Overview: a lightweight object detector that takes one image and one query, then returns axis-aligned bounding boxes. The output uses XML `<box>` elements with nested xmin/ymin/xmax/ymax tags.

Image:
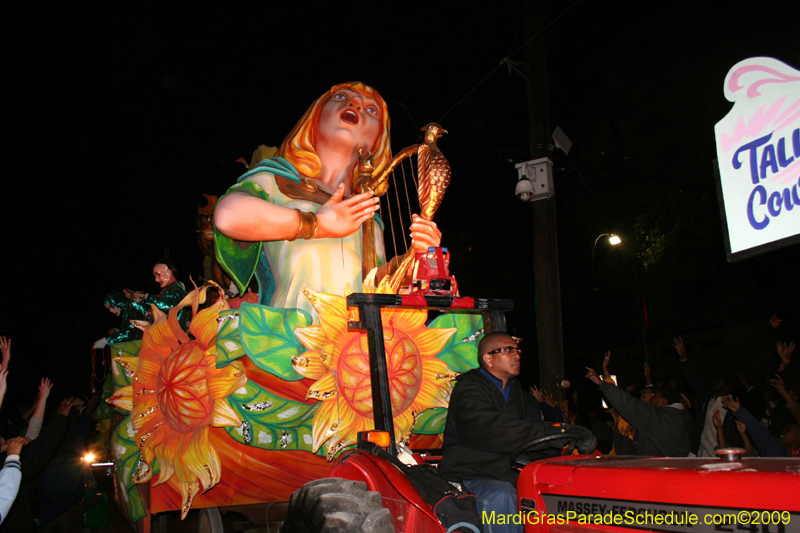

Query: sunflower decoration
<box><xmin>291</xmin><ymin>288</ymin><xmax>459</xmax><ymax>460</ymax></box>
<box><xmin>108</xmin><ymin>283</ymin><xmax>247</xmax><ymax>518</ymax></box>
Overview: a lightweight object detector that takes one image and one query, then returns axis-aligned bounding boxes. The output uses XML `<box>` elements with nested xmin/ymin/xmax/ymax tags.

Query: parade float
<box><xmin>96</xmin><ymin>71</ymin><xmax>800</xmax><ymax>533</ymax></box>
<box><xmin>101</xmin><ymin>82</ymin><xmax>489</xmax><ymax>532</ymax></box>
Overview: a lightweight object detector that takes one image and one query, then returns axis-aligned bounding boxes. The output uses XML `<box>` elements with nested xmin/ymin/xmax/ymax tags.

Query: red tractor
<box><xmin>280</xmin><ymin>294</ymin><xmax>800</xmax><ymax>533</ymax></box>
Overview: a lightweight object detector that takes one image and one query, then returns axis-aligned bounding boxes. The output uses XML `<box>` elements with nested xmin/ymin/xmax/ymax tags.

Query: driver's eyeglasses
<box><xmin>487</xmin><ymin>346</ymin><xmax>521</xmax><ymax>355</ymax></box>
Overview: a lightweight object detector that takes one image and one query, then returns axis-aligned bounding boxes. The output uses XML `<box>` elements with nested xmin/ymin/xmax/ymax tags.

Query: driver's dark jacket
<box><xmin>439</xmin><ymin>368</ymin><xmax>560</xmax><ymax>484</ymax></box>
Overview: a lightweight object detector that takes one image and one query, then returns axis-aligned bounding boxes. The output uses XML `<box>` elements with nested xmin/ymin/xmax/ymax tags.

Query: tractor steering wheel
<box><xmin>509</xmin><ymin>430</ymin><xmax>590</xmax><ymax>468</ymax></box>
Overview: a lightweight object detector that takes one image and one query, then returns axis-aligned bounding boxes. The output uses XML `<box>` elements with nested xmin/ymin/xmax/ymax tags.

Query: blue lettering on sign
<box><xmin>777</xmin><ymin>136</ymin><xmax>795</xmax><ymax>167</ymax></box>
<box><xmin>747</xmin><ymin>185</ymin><xmax>769</xmax><ymax>230</ymax></box>
<box><xmin>746</xmin><ymin>176</ymin><xmax>800</xmax><ymax>230</ymax></box>
<box><xmin>733</xmin><ymin>127</ymin><xmax>800</xmax><ymax>230</ymax></box>
<box><xmin>733</xmin><ymin>128</ymin><xmax>800</xmax><ymax>184</ymax></box>
<box><xmin>760</xmin><ymin>144</ymin><xmax>779</xmax><ymax>181</ymax></box>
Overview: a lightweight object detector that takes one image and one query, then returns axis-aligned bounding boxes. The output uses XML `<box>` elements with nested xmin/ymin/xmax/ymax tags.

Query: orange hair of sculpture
<box><xmin>276</xmin><ymin>82</ymin><xmax>392</xmax><ymax>180</ymax></box>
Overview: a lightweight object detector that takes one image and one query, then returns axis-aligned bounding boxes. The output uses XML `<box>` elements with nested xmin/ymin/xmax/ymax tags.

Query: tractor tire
<box><xmin>198</xmin><ymin>507</ymin><xmax>225</xmax><ymax>533</ymax></box>
<box><xmin>281</xmin><ymin>478</ymin><xmax>395</xmax><ymax>533</ymax></box>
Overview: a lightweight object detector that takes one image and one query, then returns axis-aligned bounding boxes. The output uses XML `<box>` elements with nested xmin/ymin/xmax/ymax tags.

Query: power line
<box><xmin>437</xmin><ymin>0</ymin><xmax>583</xmax><ymax>124</ymax></box>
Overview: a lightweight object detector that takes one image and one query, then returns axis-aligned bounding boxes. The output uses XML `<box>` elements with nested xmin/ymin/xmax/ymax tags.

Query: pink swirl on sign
<box><xmin>728</xmin><ymin>64</ymin><xmax>800</xmax><ymax>99</ymax></box>
<box><xmin>772</xmin><ymin>99</ymin><xmax>800</xmax><ymax>132</ymax></box>
<box><xmin>719</xmin><ymin>95</ymin><xmax>800</xmax><ymax>153</ymax></box>
<box><xmin>773</xmin><ymin>159</ymin><xmax>800</xmax><ymax>186</ymax></box>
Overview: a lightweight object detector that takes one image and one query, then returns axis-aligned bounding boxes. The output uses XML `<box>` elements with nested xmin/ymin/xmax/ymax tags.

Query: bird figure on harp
<box><xmin>213</xmin><ymin>82</ymin><xmax>450</xmax><ymax>321</ymax></box>
<box><xmin>358</xmin><ymin>122</ymin><xmax>453</xmax><ymax>294</ymax></box>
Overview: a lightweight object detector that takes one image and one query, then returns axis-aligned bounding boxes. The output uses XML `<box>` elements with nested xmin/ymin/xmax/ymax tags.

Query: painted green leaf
<box><xmin>428</xmin><ymin>313</ymin><xmax>483</xmax><ymax>372</ymax></box>
<box><xmin>110</xmin><ymin>339</ymin><xmax>142</xmax><ymax>359</ymax></box>
<box><xmin>224</xmin><ymin>379</ymin><xmax>326</xmax><ymax>456</ymax></box>
<box><xmin>111</xmin><ymin>416</ymin><xmax>147</xmax><ymax>522</ymax></box>
<box><xmin>216</xmin><ymin>309</ymin><xmax>246</xmax><ymax>367</ymax></box>
<box><xmin>412</xmin><ymin>408</ymin><xmax>448</xmax><ymax>435</ymax></box>
<box><xmin>109</xmin><ymin>339</ymin><xmax>141</xmax><ymax>388</ymax></box>
<box><xmin>109</xmin><ymin>340</ymin><xmax>141</xmax><ymax>415</ymax></box>
<box><xmin>239</xmin><ymin>303</ymin><xmax>311</xmax><ymax>380</ymax></box>
<box><xmin>94</xmin><ymin>374</ymin><xmax>116</xmax><ymax>420</ymax></box>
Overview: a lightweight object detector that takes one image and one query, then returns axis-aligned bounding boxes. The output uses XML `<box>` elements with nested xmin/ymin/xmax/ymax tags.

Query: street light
<box><xmin>593</xmin><ymin>233</ymin><xmax>622</xmax><ymax>260</ymax></box>
<box><xmin>591</xmin><ymin>232</ymin><xmax>651</xmax><ymax>364</ymax></box>
<box><xmin>594</xmin><ymin>233</ymin><xmax>621</xmax><ymax>249</ymax></box>
<box><xmin>591</xmin><ymin>233</ymin><xmax>622</xmax><ymax>291</ymax></box>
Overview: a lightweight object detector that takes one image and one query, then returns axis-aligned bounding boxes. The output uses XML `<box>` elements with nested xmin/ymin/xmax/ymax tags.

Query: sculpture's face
<box><xmin>317</xmin><ymin>88</ymin><xmax>382</xmax><ymax>155</ymax></box>
<box><xmin>153</xmin><ymin>263</ymin><xmax>173</xmax><ymax>289</ymax></box>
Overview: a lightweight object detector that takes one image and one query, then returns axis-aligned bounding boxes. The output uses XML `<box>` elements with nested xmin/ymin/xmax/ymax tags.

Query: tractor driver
<box><xmin>439</xmin><ymin>332</ymin><xmax>596</xmax><ymax>532</ymax></box>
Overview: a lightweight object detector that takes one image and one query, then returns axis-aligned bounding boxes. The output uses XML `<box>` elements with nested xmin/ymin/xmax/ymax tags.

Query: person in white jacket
<box><xmin>0</xmin><ymin>437</ymin><xmax>28</xmax><ymax>524</ymax></box>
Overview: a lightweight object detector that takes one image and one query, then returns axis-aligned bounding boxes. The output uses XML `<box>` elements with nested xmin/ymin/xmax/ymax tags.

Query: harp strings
<box><xmin>380</xmin><ymin>183</ymin><xmax>399</xmax><ymax>263</ymax></box>
<box><xmin>381</xmin><ymin>156</ymin><xmax>421</xmax><ymax>261</ymax></box>
<box><xmin>391</xmin><ymin>165</ymin><xmax>408</xmax><ymax>252</ymax></box>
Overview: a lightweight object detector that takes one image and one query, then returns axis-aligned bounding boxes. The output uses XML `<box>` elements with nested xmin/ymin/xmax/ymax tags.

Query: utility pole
<box><xmin>522</xmin><ymin>5</ymin><xmax>566</xmax><ymax>397</ymax></box>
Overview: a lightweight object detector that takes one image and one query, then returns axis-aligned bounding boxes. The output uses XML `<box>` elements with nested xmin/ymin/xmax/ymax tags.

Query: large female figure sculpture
<box><xmin>213</xmin><ymin>82</ymin><xmax>441</xmax><ymax>318</ymax></box>
<box><xmin>107</xmin><ymin>83</ymin><xmax>463</xmax><ymax>525</ymax></box>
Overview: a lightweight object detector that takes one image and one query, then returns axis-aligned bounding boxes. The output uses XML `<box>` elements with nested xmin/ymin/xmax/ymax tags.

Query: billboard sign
<box><xmin>714</xmin><ymin>57</ymin><xmax>800</xmax><ymax>262</ymax></box>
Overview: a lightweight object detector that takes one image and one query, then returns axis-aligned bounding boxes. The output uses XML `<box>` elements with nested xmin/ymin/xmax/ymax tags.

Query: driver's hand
<box><xmin>564</xmin><ymin>424</ymin><xmax>597</xmax><ymax>454</ymax></box>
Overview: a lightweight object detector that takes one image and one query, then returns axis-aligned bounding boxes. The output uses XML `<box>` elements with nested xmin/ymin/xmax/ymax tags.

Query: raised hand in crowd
<box><xmin>5</xmin><ymin>436</ymin><xmax>29</xmax><ymax>456</ymax></box>
<box><xmin>770</xmin><ymin>374</ymin><xmax>792</xmax><ymax>403</ymax></box>
<box><xmin>72</xmin><ymin>397</ymin><xmax>86</xmax><ymax>414</ymax></box>
<box><xmin>34</xmin><ymin>378</ymin><xmax>52</xmax><ymax>414</ymax></box>
<box><xmin>529</xmin><ymin>385</ymin><xmax>565</xmax><ymax>422</ymax></box>
<box><xmin>720</xmin><ymin>395</ymin><xmax>740</xmax><ymax>412</ymax></box>
<box><xmin>770</xmin><ymin>374</ymin><xmax>800</xmax><ymax>426</ymax></box>
<box><xmin>529</xmin><ymin>385</ymin><xmax>557</xmax><ymax>408</ymax></box>
<box><xmin>672</xmin><ymin>337</ymin><xmax>687</xmax><ymax>361</ymax></box>
<box><xmin>585</xmin><ymin>367</ymin><xmax>603</xmax><ymax>386</ymax></box>
<box><xmin>0</xmin><ymin>369</ymin><xmax>7</xmax><ymax>411</ymax></box>
<box><xmin>601</xmin><ymin>351</ymin><xmax>612</xmax><ymax>381</ymax></box>
<box><xmin>55</xmin><ymin>397</ymin><xmax>82</xmax><ymax>417</ymax></box>
<box><xmin>777</xmin><ymin>341</ymin><xmax>795</xmax><ymax>371</ymax></box>
<box><xmin>734</xmin><ymin>420</ymin><xmax>754</xmax><ymax>455</ymax></box>
<box><xmin>25</xmin><ymin>378</ymin><xmax>53</xmax><ymax>440</ymax></box>
<box><xmin>0</xmin><ymin>336</ymin><xmax>10</xmax><ymax>371</ymax></box>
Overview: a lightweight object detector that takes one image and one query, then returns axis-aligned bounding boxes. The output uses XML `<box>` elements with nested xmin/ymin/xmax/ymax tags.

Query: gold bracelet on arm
<box><xmin>290</xmin><ymin>209</ymin><xmax>318</xmax><ymax>241</ymax></box>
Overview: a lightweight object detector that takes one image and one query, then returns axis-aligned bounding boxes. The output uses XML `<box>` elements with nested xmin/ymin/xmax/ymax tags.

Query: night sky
<box><xmin>2</xmin><ymin>2</ymin><xmax>798</xmax><ymax>407</ymax></box>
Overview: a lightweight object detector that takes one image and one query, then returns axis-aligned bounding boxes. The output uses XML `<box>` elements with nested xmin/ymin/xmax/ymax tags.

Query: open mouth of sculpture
<box><xmin>341</xmin><ymin>109</ymin><xmax>358</xmax><ymax>124</ymax></box>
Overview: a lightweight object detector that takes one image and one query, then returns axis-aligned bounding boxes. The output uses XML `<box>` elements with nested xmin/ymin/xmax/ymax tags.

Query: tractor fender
<box><xmin>329</xmin><ymin>449</ymin><xmax>445</xmax><ymax>533</ymax></box>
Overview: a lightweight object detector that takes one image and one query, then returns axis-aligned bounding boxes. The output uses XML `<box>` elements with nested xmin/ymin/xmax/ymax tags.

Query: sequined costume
<box><xmin>214</xmin><ymin>157</ymin><xmax>384</xmax><ymax>321</ymax></box>
<box><xmin>104</xmin><ymin>290</ymin><xmax>146</xmax><ymax>345</ymax></box>
<box><xmin>130</xmin><ymin>282</ymin><xmax>188</xmax><ymax>328</ymax></box>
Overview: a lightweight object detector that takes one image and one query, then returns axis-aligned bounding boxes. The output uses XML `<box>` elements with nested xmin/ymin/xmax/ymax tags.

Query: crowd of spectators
<box><xmin>1</xmin><ymin>301</ymin><xmax>797</xmax><ymax>530</ymax></box>
<box><xmin>529</xmin><ymin>335</ymin><xmax>799</xmax><ymax>459</ymax></box>
<box><xmin>0</xmin><ymin>336</ymin><xmax>101</xmax><ymax>532</ymax></box>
